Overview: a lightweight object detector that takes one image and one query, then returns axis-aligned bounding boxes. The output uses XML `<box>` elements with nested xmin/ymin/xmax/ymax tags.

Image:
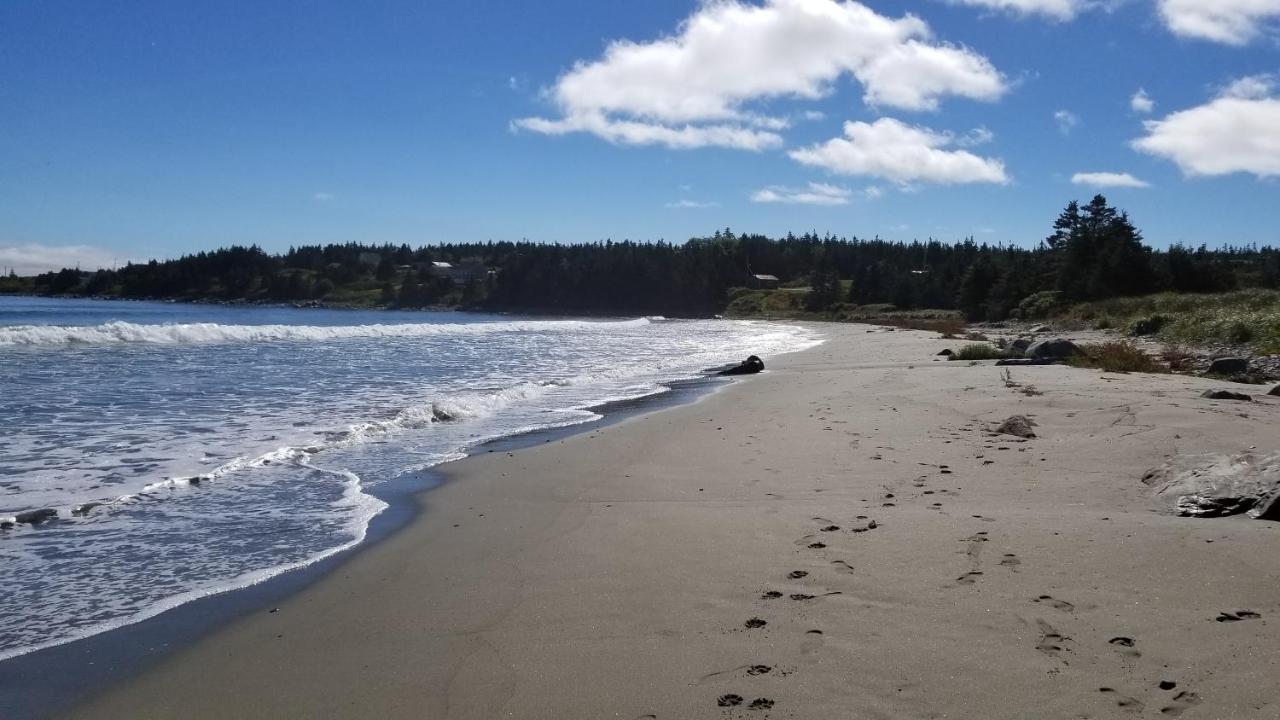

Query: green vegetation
<box><xmin>1065</xmin><ymin>289</ymin><xmax>1280</xmax><ymax>353</ymax></box>
<box><xmin>5</xmin><ymin>196</ymin><xmax>1278</xmax><ymax>329</ymax></box>
<box><xmin>950</xmin><ymin>343</ymin><xmax>1009</xmax><ymax>361</ymax></box>
<box><xmin>1068</xmin><ymin>341</ymin><xmax>1166</xmax><ymax>374</ymax></box>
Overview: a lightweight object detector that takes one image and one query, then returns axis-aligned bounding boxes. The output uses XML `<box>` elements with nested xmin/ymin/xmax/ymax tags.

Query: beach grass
<box><xmin>1065</xmin><ymin>289</ymin><xmax>1280</xmax><ymax>353</ymax></box>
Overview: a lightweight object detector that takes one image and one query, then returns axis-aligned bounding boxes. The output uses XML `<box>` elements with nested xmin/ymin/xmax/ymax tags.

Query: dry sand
<box><xmin>71</xmin><ymin>325</ymin><xmax>1280</xmax><ymax>719</ymax></box>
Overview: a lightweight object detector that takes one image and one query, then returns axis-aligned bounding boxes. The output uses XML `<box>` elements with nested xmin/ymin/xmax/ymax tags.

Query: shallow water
<box><xmin>0</xmin><ymin>297</ymin><xmax>821</xmax><ymax>660</ymax></box>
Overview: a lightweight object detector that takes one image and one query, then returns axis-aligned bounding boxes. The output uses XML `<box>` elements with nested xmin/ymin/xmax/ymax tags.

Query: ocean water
<box><xmin>0</xmin><ymin>297</ymin><xmax>821</xmax><ymax>660</ymax></box>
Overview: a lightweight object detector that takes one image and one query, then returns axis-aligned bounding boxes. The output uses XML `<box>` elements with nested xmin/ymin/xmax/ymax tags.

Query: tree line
<box><xmin>14</xmin><ymin>196</ymin><xmax>1280</xmax><ymax>320</ymax></box>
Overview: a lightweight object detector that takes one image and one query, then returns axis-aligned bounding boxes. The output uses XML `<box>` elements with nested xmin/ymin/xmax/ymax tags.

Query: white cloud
<box><xmin>802</xmin><ymin>110</ymin><xmax>827</xmax><ymax>121</ymax></box>
<box><xmin>1131</xmin><ymin>88</ymin><xmax>1155</xmax><ymax>114</ymax></box>
<box><xmin>751</xmin><ymin>182</ymin><xmax>854</xmax><ymax>205</ymax></box>
<box><xmin>1054</xmin><ymin>109</ymin><xmax>1079</xmax><ymax>134</ymax></box>
<box><xmin>947</xmin><ymin>0</ymin><xmax>1086</xmax><ymax>21</ymax></box>
<box><xmin>1133</xmin><ymin>77</ymin><xmax>1280</xmax><ymax>178</ymax></box>
<box><xmin>514</xmin><ymin>0</ymin><xmax>1006</xmax><ymax>150</ymax></box>
<box><xmin>863</xmin><ymin>185</ymin><xmax>885</xmax><ymax>199</ymax></box>
<box><xmin>665</xmin><ymin>199</ymin><xmax>720</xmax><ymax>209</ymax></box>
<box><xmin>788</xmin><ymin>118</ymin><xmax>1009</xmax><ymax>185</ymax></box>
<box><xmin>1221</xmin><ymin>73</ymin><xmax>1275</xmax><ymax>99</ymax></box>
<box><xmin>1158</xmin><ymin>0</ymin><xmax>1280</xmax><ymax>45</ymax></box>
<box><xmin>0</xmin><ymin>244</ymin><xmax>124</xmax><ymax>275</ymax></box>
<box><xmin>512</xmin><ymin>114</ymin><xmax>783</xmax><ymax>150</ymax></box>
<box><xmin>1071</xmin><ymin>171</ymin><xmax>1151</xmax><ymax>188</ymax></box>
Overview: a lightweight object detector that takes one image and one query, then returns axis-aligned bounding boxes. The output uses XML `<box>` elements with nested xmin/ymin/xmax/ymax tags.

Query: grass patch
<box><xmin>1064</xmin><ymin>289</ymin><xmax>1280</xmax><ymax>353</ymax></box>
<box><xmin>950</xmin><ymin>343</ymin><xmax>1008</xmax><ymax>361</ymax></box>
<box><xmin>1068</xmin><ymin>341</ymin><xmax>1165</xmax><ymax>374</ymax></box>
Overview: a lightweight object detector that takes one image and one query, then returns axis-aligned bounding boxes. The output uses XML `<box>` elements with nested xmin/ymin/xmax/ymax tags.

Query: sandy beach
<box><xmin>69</xmin><ymin>324</ymin><xmax>1280</xmax><ymax>719</ymax></box>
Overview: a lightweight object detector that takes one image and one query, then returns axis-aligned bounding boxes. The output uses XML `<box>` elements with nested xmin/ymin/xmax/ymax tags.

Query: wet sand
<box><xmin>71</xmin><ymin>325</ymin><xmax>1280</xmax><ymax>718</ymax></box>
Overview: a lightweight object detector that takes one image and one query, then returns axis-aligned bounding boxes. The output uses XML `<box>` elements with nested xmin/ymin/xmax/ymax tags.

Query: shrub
<box><xmin>1070</xmin><ymin>341</ymin><xmax>1164</xmax><ymax>374</ymax></box>
<box><xmin>1014</xmin><ymin>291</ymin><xmax>1066</xmax><ymax>319</ymax></box>
<box><xmin>1130</xmin><ymin>314</ymin><xmax>1168</xmax><ymax>336</ymax></box>
<box><xmin>950</xmin><ymin>343</ymin><xmax>1008</xmax><ymax>361</ymax></box>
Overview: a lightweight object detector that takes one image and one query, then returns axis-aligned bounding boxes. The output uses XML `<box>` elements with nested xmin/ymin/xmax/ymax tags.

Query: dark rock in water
<box><xmin>996</xmin><ymin>358</ymin><xmax>1059</xmax><ymax>366</ymax></box>
<box><xmin>1144</xmin><ymin>453</ymin><xmax>1280</xmax><ymax>520</ymax></box>
<box><xmin>995</xmin><ymin>415</ymin><xmax>1037</xmax><ymax>438</ymax></box>
<box><xmin>1269</xmin><ymin>385</ymin><xmax>1280</xmax><ymax>397</ymax></box>
<box><xmin>1009</xmin><ymin>338</ymin><xmax>1032</xmax><ymax>356</ymax></box>
<box><xmin>1025</xmin><ymin>338</ymin><xmax>1081</xmax><ymax>359</ymax></box>
<box><xmin>1201</xmin><ymin>390</ymin><xmax>1252</xmax><ymax>402</ymax></box>
<box><xmin>1207</xmin><ymin>357</ymin><xmax>1249</xmax><ymax>375</ymax></box>
<box><xmin>938</xmin><ymin>349</ymin><xmax>954</xmax><ymax>357</ymax></box>
<box><xmin>718</xmin><ymin>355</ymin><xmax>765</xmax><ymax>376</ymax></box>
<box><xmin>0</xmin><ymin>520</ymin><xmax>13</xmax><ymax>530</ymax></box>
<box><xmin>16</xmin><ymin>508</ymin><xmax>57</xmax><ymax>525</ymax></box>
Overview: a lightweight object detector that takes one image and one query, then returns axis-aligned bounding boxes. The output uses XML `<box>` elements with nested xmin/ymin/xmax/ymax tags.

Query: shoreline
<box><xmin>25</xmin><ymin>322</ymin><xmax>1280</xmax><ymax>718</ymax></box>
<box><xmin>0</xmin><ymin>370</ymin><xmax>735</xmax><ymax>719</ymax></box>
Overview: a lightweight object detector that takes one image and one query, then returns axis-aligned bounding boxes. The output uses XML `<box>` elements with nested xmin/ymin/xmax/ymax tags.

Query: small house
<box><xmin>748</xmin><ymin>274</ymin><xmax>780</xmax><ymax>290</ymax></box>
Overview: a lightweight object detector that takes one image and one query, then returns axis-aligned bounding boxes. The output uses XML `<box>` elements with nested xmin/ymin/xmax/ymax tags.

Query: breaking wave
<box><xmin>0</xmin><ymin>317</ymin><xmax>656</xmax><ymax>346</ymax></box>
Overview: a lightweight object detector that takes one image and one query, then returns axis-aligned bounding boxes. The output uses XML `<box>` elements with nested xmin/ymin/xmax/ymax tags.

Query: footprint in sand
<box><xmin>746</xmin><ymin>665</ymin><xmax>772</xmax><ymax>676</ymax></box>
<box><xmin>808</xmin><ymin>542</ymin><xmax>827</xmax><ymax>549</ymax></box>
<box><xmin>717</xmin><ymin>694</ymin><xmax>744</xmax><ymax>707</ymax></box>
<box><xmin>1160</xmin><ymin>691</ymin><xmax>1202</xmax><ymax>716</ymax></box>
<box><xmin>1216</xmin><ymin>610</ymin><xmax>1261</xmax><ymax>622</ymax></box>
<box><xmin>744</xmin><ymin>617</ymin><xmax>768</xmax><ymax>629</ymax></box>
<box><xmin>748</xmin><ymin>698</ymin><xmax>775</xmax><ymax>710</ymax></box>
<box><xmin>1035</xmin><ymin>620</ymin><xmax>1069</xmax><ymax>657</ymax></box>
<box><xmin>956</xmin><ymin>571</ymin><xmax>984</xmax><ymax>585</ymax></box>
<box><xmin>787</xmin><ymin>570</ymin><xmax>809</xmax><ymax>580</ymax></box>
<box><xmin>1109</xmin><ymin>636</ymin><xmax>1141</xmax><ymax>658</ymax></box>
<box><xmin>1033</xmin><ymin>595</ymin><xmax>1075</xmax><ymax>613</ymax></box>
<box><xmin>800</xmin><ymin>629</ymin><xmax>825</xmax><ymax>654</ymax></box>
<box><xmin>819</xmin><ymin>525</ymin><xmax>840</xmax><ymax>532</ymax></box>
<box><xmin>831</xmin><ymin>560</ymin><xmax>855</xmax><ymax>574</ymax></box>
<box><xmin>999</xmin><ymin>554</ymin><xmax>1021</xmax><ymax>571</ymax></box>
<box><xmin>790</xmin><ymin>593</ymin><xmax>815</xmax><ymax>601</ymax></box>
<box><xmin>1099</xmin><ymin>687</ymin><xmax>1146</xmax><ymax>713</ymax></box>
<box><xmin>762</xmin><ymin>591</ymin><xmax>783</xmax><ymax>599</ymax></box>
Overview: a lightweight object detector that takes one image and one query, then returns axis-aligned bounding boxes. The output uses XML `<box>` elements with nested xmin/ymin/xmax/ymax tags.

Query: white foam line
<box><xmin>0</xmin><ymin>317</ymin><xmax>655</xmax><ymax>347</ymax></box>
<box><xmin>0</xmin><ymin>458</ymin><xmax>387</xmax><ymax>663</ymax></box>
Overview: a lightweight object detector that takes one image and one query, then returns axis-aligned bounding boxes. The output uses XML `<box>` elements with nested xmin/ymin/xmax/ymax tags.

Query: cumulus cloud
<box><xmin>947</xmin><ymin>0</ymin><xmax>1086</xmax><ymax>21</ymax></box>
<box><xmin>1054</xmin><ymin>109</ymin><xmax>1080</xmax><ymax>134</ymax></box>
<box><xmin>751</xmin><ymin>182</ymin><xmax>854</xmax><ymax>205</ymax></box>
<box><xmin>1071</xmin><ymin>172</ymin><xmax>1151</xmax><ymax>188</ymax></box>
<box><xmin>514</xmin><ymin>0</ymin><xmax>1006</xmax><ymax>150</ymax></box>
<box><xmin>1158</xmin><ymin>0</ymin><xmax>1280</xmax><ymax>44</ymax></box>
<box><xmin>1131</xmin><ymin>88</ymin><xmax>1155</xmax><ymax>114</ymax></box>
<box><xmin>788</xmin><ymin>118</ymin><xmax>1009</xmax><ymax>185</ymax></box>
<box><xmin>0</xmin><ymin>243</ymin><xmax>124</xmax><ymax>275</ymax></box>
<box><xmin>1133</xmin><ymin>75</ymin><xmax>1280</xmax><ymax>178</ymax></box>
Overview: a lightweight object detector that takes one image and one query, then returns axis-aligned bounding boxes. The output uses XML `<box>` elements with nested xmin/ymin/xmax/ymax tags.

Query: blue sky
<box><xmin>1</xmin><ymin>0</ymin><xmax>1278</xmax><ymax>273</ymax></box>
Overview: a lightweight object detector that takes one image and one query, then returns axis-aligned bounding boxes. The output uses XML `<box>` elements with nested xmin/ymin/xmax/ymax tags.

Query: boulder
<box><xmin>718</xmin><ymin>355</ymin><xmax>765</xmax><ymax>376</ymax></box>
<box><xmin>15</xmin><ymin>508</ymin><xmax>57</xmax><ymax>525</ymax></box>
<box><xmin>994</xmin><ymin>415</ymin><xmax>1037</xmax><ymax>439</ymax></box>
<box><xmin>1269</xmin><ymin>385</ymin><xmax>1280</xmax><ymax>397</ymax></box>
<box><xmin>1030</xmin><ymin>324</ymin><xmax>1051</xmax><ymax>333</ymax></box>
<box><xmin>1143</xmin><ymin>453</ymin><xmax>1280</xmax><ymax>519</ymax></box>
<box><xmin>1201</xmin><ymin>390</ymin><xmax>1252</xmax><ymax>402</ymax></box>
<box><xmin>1009</xmin><ymin>338</ymin><xmax>1032</xmax><ymax>356</ymax></box>
<box><xmin>1025</xmin><ymin>338</ymin><xmax>1081</xmax><ymax>360</ymax></box>
<box><xmin>1207</xmin><ymin>357</ymin><xmax>1249</xmax><ymax>376</ymax></box>
<box><xmin>937</xmin><ymin>349</ymin><xmax>954</xmax><ymax>357</ymax></box>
